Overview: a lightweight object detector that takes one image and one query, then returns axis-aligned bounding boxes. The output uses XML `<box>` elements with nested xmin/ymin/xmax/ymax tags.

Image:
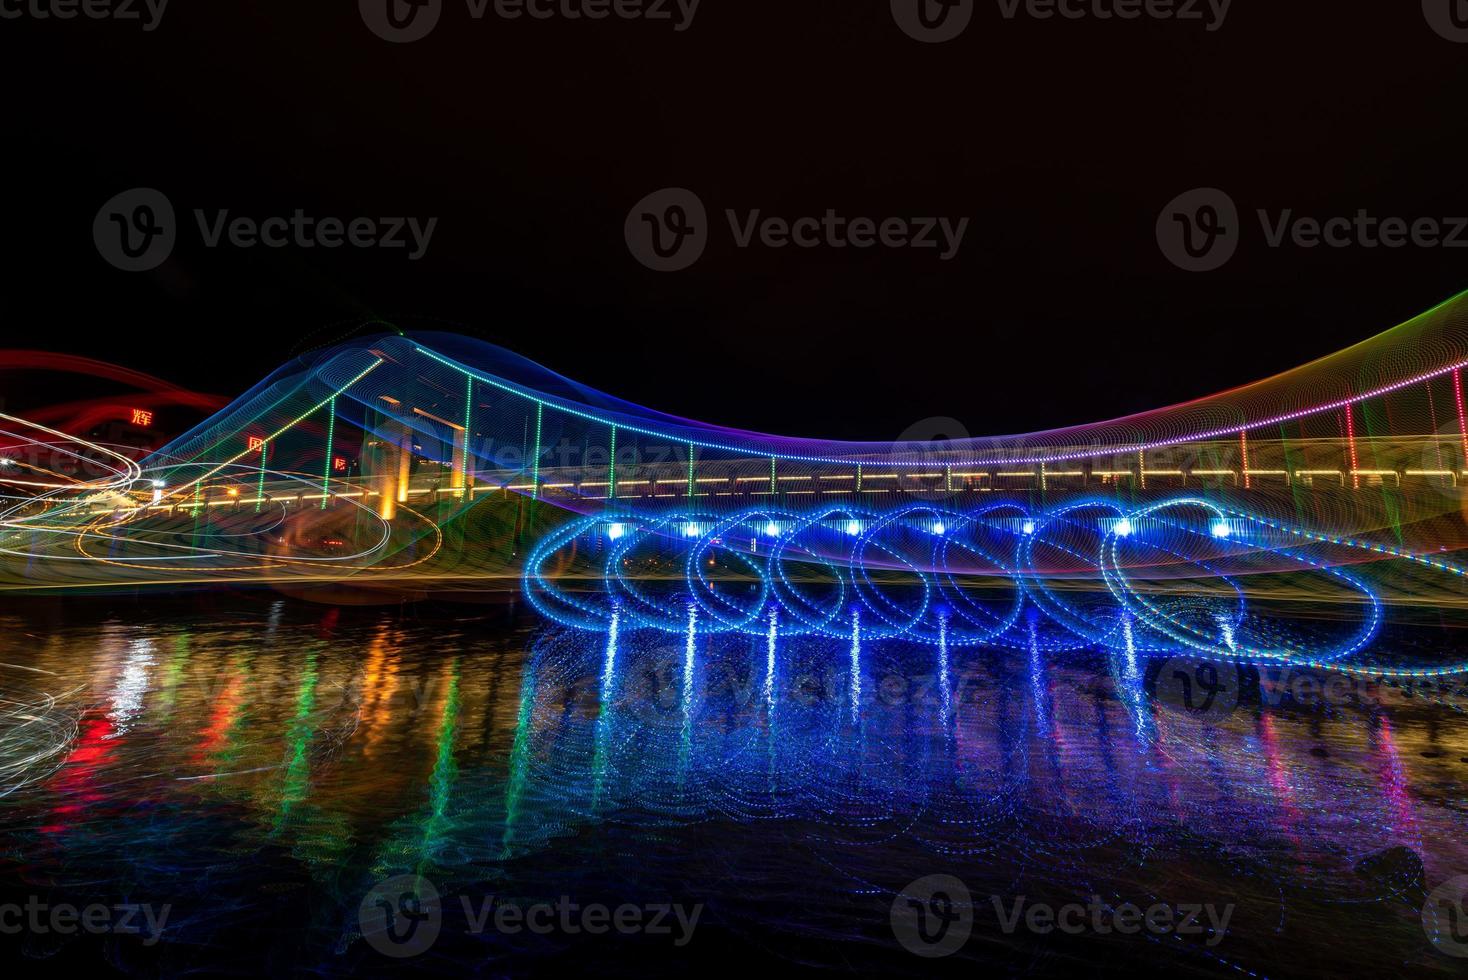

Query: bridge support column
<box><xmin>365</xmin><ymin>404</ymin><xmax>414</xmax><ymax>521</ymax></box>
<box><xmin>397</xmin><ymin>431</ymin><xmax>411</xmax><ymax>504</ymax></box>
<box><xmin>451</xmin><ymin>427</ymin><xmax>470</xmax><ymax>498</ymax></box>
<box><xmin>378</xmin><ymin>464</ymin><xmax>398</xmax><ymax>522</ymax></box>
<box><xmin>375</xmin><ymin>423</ymin><xmax>417</xmax><ymax>520</ymax></box>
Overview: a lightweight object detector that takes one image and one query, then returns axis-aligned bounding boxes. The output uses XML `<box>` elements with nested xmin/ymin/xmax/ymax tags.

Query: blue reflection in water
<box><xmin>0</xmin><ymin>604</ymin><xmax>1465</xmax><ymax>978</ymax></box>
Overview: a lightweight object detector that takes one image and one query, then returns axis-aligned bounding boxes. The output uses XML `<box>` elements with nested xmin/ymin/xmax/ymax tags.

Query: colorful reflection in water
<box><xmin>0</xmin><ymin>599</ymin><xmax>1465</xmax><ymax>976</ymax></box>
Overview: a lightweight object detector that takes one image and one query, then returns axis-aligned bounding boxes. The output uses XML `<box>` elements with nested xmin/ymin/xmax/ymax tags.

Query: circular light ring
<box><xmin>1093</xmin><ymin>505</ymin><xmax>1250</xmax><ymax>652</ymax></box>
<box><xmin>1214</xmin><ymin>506</ymin><xmax>1468</xmax><ymax>677</ymax></box>
<box><xmin>684</xmin><ymin>510</ymin><xmax>784</xmax><ymax>633</ymax></box>
<box><xmin>848</xmin><ymin>507</ymin><xmax>935</xmax><ymax>641</ymax></box>
<box><xmin>1023</xmin><ymin>507</ymin><xmax>1228</xmax><ymax>656</ymax></box>
<box><xmin>524</xmin><ymin>514</ymin><xmax>623</xmax><ymax>631</ymax></box>
<box><xmin>605</xmin><ymin>512</ymin><xmax>726</xmax><ymax>633</ymax></box>
<box><xmin>22</xmin><ymin>460</ymin><xmax>408</xmax><ymax>572</ymax></box>
<box><xmin>1101</xmin><ymin>498</ymin><xmax>1380</xmax><ymax>665</ymax></box>
<box><xmin>1017</xmin><ymin>500</ymin><xmax>1149</xmax><ymax>652</ymax></box>
<box><xmin>766</xmin><ymin>507</ymin><xmax>860</xmax><ymax>638</ymax></box>
<box><xmin>518</xmin><ymin>498</ymin><xmax>1468</xmax><ymax>680</ymax></box>
<box><xmin>1094</xmin><ymin>502</ymin><xmax>1252</xmax><ymax>656</ymax></box>
<box><xmin>930</xmin><ymin>504</ymin><xmax>1029</xmax><ymax>647</ymax></box>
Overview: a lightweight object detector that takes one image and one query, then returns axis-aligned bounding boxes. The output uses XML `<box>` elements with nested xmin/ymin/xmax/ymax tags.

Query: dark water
<box><xmin>0</xmin><ymin>595</ymin><xmax>1465</xmax><ymax>978</ymax></box>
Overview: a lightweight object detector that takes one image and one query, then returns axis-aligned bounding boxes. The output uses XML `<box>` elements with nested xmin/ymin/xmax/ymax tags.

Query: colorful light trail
<box><xmin>5</xmin><ymin>294</ymin><xmax>1468</xmax><ymax>687</ymax></box>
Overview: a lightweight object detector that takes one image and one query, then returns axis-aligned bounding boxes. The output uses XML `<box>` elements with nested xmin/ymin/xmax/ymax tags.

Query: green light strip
<box><xmin>608</xmin><ymin>426</ymin><xmax>617</xmax><ymax>499</ymax></box>
<box><xmin>532</xmin><ymin>403</ymin><xmax>543</xmax><ymax>500</ymax></box>
<box><xmin>687</xmin><ymin>443</ymin><xmax>695</xmax><ymax>500</ymax></box>
<box><xmin>417</xmin><ymin>342</ymin><xmax>1468</xmax><ymax>472</ymax></box>
<box><xmin>273</xmin><ymin>652</ymin><xmax>318</xmax><ymax>832</ymax></box>
<box><xmin>770</xmin><ymin>457</ymin><xmax>777</xmax><ymax>494</ymax></box>
<box><xmin>320</xmin><ymin>397</ymin><xmax>336</xmax><ymax>510</ymax></box>
<box><xmin>181</xmin><ymin>359</ymin><xmax>383</xmax><ymax>496</ymax></box>
<box><xmin>462</xmin><ymin>375</ymin><xmax>474</xmax><ymax>487</ymax></box>
<box><xmin>254</xmin><ymin>442</ymin><xmax>268</xmax><ymax>513</ymax></box>
<box><xmin>413</xmin><ymin>344</ymin><xmax>804</xmax><ymax>466</ymax></box>
<box><xmin>423</xmin><ymin>661</ymin><xmax>460</xmax><ymax>856</ymax></box>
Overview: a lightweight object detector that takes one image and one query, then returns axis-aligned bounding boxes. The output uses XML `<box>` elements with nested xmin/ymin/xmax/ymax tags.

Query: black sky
<box><xmin>5</xmin><ymin>1</ymin><xmax>1468</xmax><ymax>440</ymax></box>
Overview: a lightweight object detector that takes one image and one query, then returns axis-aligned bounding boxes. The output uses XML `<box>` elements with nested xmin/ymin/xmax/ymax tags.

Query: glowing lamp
<box><xmin>1115</xmin><ymin>518</ymin><xmax>1134</xmax><ymax>538</ymax></box>
<box><xmin>683</xmin><ymin>523</ymin><xmax>700</xmax><ymax>538</ymax></box>
<box><xmin>1211</xmin><ymin>522</ymin><xmax>1231</xmax><ymax>539</ymax></box>
<box><xmin>764</xmin><ymin>521</ymin><xmax>780</xmax><ymax>537</ymax></box>
<box><xmin>933</xmin><ymin>522</ymin><xmax>946</xmax><ymax>536</ymax></box>
<box><xmin>846</xmin><ymin>520</ymin><xmax>861</xmax><ymax>536</ymax></box>
<box><xmin>607</xmin><ymin>522</ymin><xmax>626</xmax><ymax>541</ymax></box>
<box><xmin>1022</xmin><ymin>520</ymin><xmax>1036</xmax><ymax>535</ymax></box>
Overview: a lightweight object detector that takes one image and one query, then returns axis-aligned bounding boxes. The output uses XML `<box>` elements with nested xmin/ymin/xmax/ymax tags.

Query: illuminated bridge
<box><xmin>8</xmin><ymin>293</ymin><xmax>1468</xmax><ymax>679</ymax></box>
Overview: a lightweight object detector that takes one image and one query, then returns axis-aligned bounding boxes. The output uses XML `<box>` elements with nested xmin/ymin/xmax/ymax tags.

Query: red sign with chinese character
<box><xmin>130</xmin><ymin>408</ymin><xmax>154</xmax><ymax>427</ymax></box>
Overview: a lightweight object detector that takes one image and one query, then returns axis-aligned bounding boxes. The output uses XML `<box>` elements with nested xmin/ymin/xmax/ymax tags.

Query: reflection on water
<box><xmin>0</xmin><ymin>598</ymin><xmax>1465</xmax><ymax>976</ymax></box>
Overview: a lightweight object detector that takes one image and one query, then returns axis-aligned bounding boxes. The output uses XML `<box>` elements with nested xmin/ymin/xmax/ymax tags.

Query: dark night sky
<box><xmin>4</xmin><ymin>1</ymin><xmax>1468</xmax><ymax>440</ymax></box>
